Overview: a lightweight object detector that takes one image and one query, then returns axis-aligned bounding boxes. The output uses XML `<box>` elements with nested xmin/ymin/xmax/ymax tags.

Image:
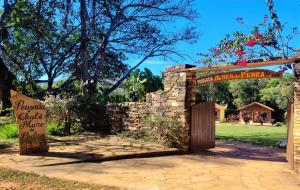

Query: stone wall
<box><xmin>96</xmin><ymin>64</ymin><xmax>196</xmax><ymax>151</ymax></box>
<box><xmin>105</xmin><ymin>102</ymin><xmax>149</xmax><ymax>132</ymax></box>
<box><xmin>146</xmin><ymin>65</ymin><xmax>196</xmax><ymax>148</ymax></box>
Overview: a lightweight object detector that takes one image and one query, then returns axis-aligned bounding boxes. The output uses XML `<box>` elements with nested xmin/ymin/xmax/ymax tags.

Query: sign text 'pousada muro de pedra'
<box><xmin>196</xmin><ymin>69</ymin><xmax>282</xmax><ymax>85</ymax></box>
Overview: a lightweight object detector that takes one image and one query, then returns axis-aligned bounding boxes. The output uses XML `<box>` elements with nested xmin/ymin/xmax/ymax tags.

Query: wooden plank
<box><xmin>177</xmin><ymin>57</ymin><xmax>298</xmax><ymax>73</ymax></box>
<box><xmin>191</xmin><ymin>102</ymin><xmax>215</xmax><ymax>152</ymax></box>
<box><xmin>286</xmin><ymin>102</ymin><xmax>294</xmax><ymax>169</ymax></box>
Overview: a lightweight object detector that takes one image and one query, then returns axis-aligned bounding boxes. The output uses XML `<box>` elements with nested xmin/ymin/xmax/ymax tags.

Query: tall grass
<box><xmin>0</xmin><ymin>124</ymin><xmax>19</xmax><ymax>139</ymax></box>
<box><xmin>0</xmin><ymin>121</ymin><xmax>66</xmax><ymax>141</ymax></box>
<box><xmin>47</xmin><ymin>122</ymin><xmax>65</xmax><ymax>136</ymax></box>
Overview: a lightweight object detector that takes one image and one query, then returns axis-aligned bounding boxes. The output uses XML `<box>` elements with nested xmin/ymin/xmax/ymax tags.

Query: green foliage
<box><xmin>260</xmin><ymin>73</ymin><xmax>295</xmax><ymax>109</ymax></box>
<box><xmin>43</xmin><ymin>95</ymin><xmax>81</xmax><ymax>135</ymax></box>
<box><xmin>216</xmin><ymin>122</ymin><xmax>287</xmax><ymax>147</ymax></box>
<box><xmin>196</xmin><ymin>74</ymin><xmax>293</xmax><ymax>122</ymax></box>
<box><xmin>142</xmin><ymin>68</ymin><xmax>164</xmax><ymax>93</ymax></box>
<box><xmin>67</xmin><ymin>94</ymin><xmax>99</xmax><ymax>130</ymax></box>
<box><xmin>0</xmin><ymin>120</ymin><xmax>77</xmax><ymax>140</ymax></box>
<box><xmin>196</xmin><ymin>81</ymin><xmax>235</xmax><ymax>113</ymax></box>
<box><xmin>125</xmin><ymin>68</ymin><xmax>163</xmax><ymax>102</ymax></box>
<box><xmin>106</xmin><ymin>91</ymin><xmax>127</xmax><ymax>103</ymax></box>
<box><xmin>0</xmin><ymin>124</ymin><xmax>18</xmax><ymax>139</ymax></box>
<box><xmin>47</xmin><ymin>122</ymin><xmax>66</xmax><ymax>136</ymax></box>
<box><xmin>125</xmin><ymin>69</ymin><xmax>147</xmax><ymax>101</ymax></box>
<box><xmin>228</xmin><ymin>79</ymin><xmax>267</xmax><ymax>108</ymax></box>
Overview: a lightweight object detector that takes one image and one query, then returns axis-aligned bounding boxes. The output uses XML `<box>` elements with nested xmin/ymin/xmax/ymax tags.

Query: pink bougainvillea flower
<box><xmin>215</xmin><ymin>50</ymin><xmax>221</xmax><ymax>56</ymax></box>
<box><xmin>255</xmin><ymin>32</ymin><xmax>263</xmax><ymax>39</ymax></box>
<box><xmin>246</xmin><ymin>39</ymin><xmax>256</xmax><ymax>47</ymax></box>
<box><xmin>236</xmin><ymin>60</ymin><xmax>248</xmax><ymax>66</ymax></box>
<box><xmin>235</xmin><ymin>50</ymin><xmax>245</xmax><ymax>57</ymax></box>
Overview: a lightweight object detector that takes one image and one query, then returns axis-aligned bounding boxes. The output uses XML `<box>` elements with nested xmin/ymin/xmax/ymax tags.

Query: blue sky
<box><xmin>133</xmin><ymin>0</ymin><xmax>300</xmax><ymax>75</ymax></box>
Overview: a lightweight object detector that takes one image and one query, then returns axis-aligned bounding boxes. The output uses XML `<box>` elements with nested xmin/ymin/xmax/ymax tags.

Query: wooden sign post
<box><xmin>10</xmin><ymin>90</ymin><xmax>48</xmax><ymax>155</ymax></box>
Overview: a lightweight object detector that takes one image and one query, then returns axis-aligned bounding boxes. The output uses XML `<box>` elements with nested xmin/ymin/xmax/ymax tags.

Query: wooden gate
<box><xmin>191</xmin><ymin>101</ymin><xmax>215</xmax><ymax>152</ymax></box>
<box><xmin>286</xmin><ymin>102</ymin><xmax>294</xmax><ymax>169</ymax></box>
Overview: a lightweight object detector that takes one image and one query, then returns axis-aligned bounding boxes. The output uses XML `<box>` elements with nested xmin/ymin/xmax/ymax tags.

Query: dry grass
<box><xmin>0</xmin><ymin>167</ymin><xmax>119</xmax><ymax>190</ymax></box>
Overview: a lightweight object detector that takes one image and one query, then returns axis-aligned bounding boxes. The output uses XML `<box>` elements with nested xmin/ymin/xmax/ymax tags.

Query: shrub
<box><xmin>47</xmin><ymin>122</ymin><xmax>65</xmax><ymax>136</ymax></box>
<box><xmin>0</xmin><ymin>124</ymin><xmax>19</xmax><ymax>139</ymax></box>
<box><xmin>121</xmin><ymin>113</ymin><xmax>187</xmax><ymax>148</ymax></box>
<box><xmin>43</xmin><ymin>95</ymin><xmax>79</xmax><ymax>135</ymax></box>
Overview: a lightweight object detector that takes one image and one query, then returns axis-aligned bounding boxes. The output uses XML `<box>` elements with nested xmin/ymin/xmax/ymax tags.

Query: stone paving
<box><xmin>0</xmin><ymin>133</ymin><xmax>299</xmax><ymax>190</ymax></box>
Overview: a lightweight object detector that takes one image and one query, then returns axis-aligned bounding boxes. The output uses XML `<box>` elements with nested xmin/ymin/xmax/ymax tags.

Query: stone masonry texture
<box><xmin>96</xmin><ymin>64</ymin><xmax>196</xmax><ymax>151</ymax></box>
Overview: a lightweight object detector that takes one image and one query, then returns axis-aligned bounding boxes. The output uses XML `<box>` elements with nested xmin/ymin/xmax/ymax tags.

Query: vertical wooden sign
<box><xmin>10</xmin><ymin>90</ymin><xmax>48</xmax><ymax>155</ymax></box>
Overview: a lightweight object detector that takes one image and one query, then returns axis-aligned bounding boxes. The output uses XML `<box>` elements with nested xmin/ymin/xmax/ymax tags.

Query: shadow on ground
<box><xmin>38</xmin><ymin>150</ymin><xmax>184</xmax><ymax>167</ymax></box>
<box><xmin>0</xmin><ymin>143</ymin><xmax>12</xmax><ymax>150</ymax></box>
<box><xmin>196</xmin><ymin>140</ymin><xmax>286</xmax><ymax>162</ymax></box>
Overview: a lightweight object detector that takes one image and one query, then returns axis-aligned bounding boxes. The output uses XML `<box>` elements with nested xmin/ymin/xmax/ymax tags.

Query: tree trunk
<box><xmin>79</xmin><ymin>0</ymin><xmax>89</xmax><ymax>95</ymax></box>
<box><xmin>0</xmin><ymin>57</ymin><xmax>14</xmax><ymax>110</ymax></box>
<box><xmin>47</xmin><ymin>77</ymin><xmax>54</xmax><ymax>94</ymax></box>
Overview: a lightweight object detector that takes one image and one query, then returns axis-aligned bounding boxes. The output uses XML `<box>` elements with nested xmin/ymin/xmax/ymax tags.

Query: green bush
<box><xmin>47</xmin><ymin>122</ymin><xmax>65</xmax><ymax>136</ymax></box>
<box><xmin>43</xmin><ymin>95</ymin><xmax>80</xmax><ymax>135</ymax></box>
<box><xmin>0</xmin><ymin>124</ymin><xmax>19</xmax><ymax>139</ymax></box>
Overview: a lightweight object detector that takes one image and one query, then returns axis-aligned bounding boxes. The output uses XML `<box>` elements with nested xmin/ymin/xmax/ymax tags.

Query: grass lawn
<box><xmin>216</xmin><ymin>122</ymin><xmax>287</xmax><ymax>147</ymax></box>
<box><xmin>0</xmin><ymin>167</ymin><xmax>118</xmax><ymax>190</ymax></box>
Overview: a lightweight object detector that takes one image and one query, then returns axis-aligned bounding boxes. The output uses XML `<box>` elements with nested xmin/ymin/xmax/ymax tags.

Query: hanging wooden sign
<box><xmin>10</xmin><ymin>90</ymin><xmax>48</xmax><ymax>155</ymax></box>
<box><xmin>196</xmin><ymin>69</ymin><xmax>282</xmax><ymax>85</ymax></box>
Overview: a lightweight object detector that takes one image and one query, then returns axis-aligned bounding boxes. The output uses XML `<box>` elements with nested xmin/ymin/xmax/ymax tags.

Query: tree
<box><xmin>1</xmin><ymin>1</ymin><xmax>130</xmax><ymax>96</ymax></box>
<box><xmin>228</xmin><ymin>79</ymin><xmax>267</xmax><ymax>108</ymax></box>
<box><xmin>125</xmin><ymin>69</ymin><xmax>146</xmax><ymax>101</ymax></box>
<box><xmin>0</xmin><ymin>56</ymin><xmax>14</xmax><ymax>110</ymax></box>
<box><xmin>73</xmin><ymin>0</ymin><xmax>198</xmax><ymax>95</ymax></box>
<box><xmin>141</xmin><ymin>68</ymin><xmax>163</xmax><ymax>93</ymax></box>
<box><xmin>1</xmin><ymin>1</ymin><xmax>80</xmax><ymax>95</ymax></box>
<box><xmin>260</xmin><ymin>73</ymin><xmax>295</xmax><ymax>109</ymax></box>
<box><xmin>125</xmin><ymin>68</ymin><xmax>163</xmax><ymax>101</ymax></box>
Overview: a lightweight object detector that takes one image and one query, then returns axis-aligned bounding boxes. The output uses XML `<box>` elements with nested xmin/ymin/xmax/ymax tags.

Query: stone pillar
<box><xmin>163</xmin><ymin>64</ymin><xmax>196</xmax><ymax>151</ymax></box>
<box><xmin>293</xmin><ymin>82</ymin><xmax>300</xmax><ymax>174</ymax></box>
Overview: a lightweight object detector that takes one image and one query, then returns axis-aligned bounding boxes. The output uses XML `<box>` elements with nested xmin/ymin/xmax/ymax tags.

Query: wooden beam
<box><xmin>176</xmin><ymin>56</ymin><xmax>299</xmax><ymax>73</ymax></box>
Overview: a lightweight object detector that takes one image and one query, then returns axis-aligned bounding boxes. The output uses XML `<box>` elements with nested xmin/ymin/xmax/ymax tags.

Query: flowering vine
<box><xmin>196</xmin><ymin>1</ymin><xmax>299</xmax><ymax>71</ymax></box>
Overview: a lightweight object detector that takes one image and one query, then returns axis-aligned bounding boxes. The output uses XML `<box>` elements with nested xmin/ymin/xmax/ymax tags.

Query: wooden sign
<box><xmin>10</xmin><ymin>90</ymin><xmax>48</xmax><ymax>155</ymax></box>
<box><xmin>196</xmin><ymin>69</ymin><xmax>282</xmax><ymax>86</ymax></box>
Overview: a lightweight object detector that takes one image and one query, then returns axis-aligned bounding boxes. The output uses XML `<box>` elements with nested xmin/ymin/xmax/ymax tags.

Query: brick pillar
<box><xmin>163</xmin><ymin>64</ymin><xmax>196</xmax><ymax>152</ymax></box>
